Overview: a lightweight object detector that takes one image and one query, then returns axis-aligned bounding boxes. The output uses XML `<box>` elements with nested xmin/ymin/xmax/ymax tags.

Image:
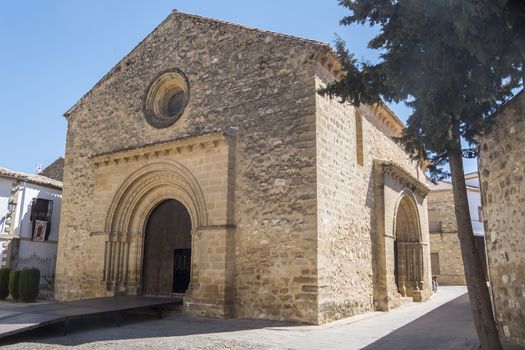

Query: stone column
<box><xmin>373</xmin><ymin>161</ymin><xmax>389</xmax><ymax>311</ymax></box>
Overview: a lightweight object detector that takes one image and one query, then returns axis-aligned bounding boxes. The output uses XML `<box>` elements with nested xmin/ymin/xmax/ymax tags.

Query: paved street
<box><xmin>1</xmin><ymin>286</ymin><xmax>523</xmax><ymax>349</ymax></box>
<box><xmin>366</xmin><ymin>293</ymin><xmax>487</xmax><ymax>349</ymax></box>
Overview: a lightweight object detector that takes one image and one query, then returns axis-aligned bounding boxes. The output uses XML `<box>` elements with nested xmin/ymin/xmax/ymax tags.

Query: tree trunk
<box><xmin>448</xmin><ymin>136</ymin><xmax>502</xmax><ymax>350</ymax></box>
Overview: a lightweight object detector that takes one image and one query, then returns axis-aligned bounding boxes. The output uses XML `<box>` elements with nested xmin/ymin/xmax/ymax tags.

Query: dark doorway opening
<box><xmin>173</xmin><ymin>248</ymin><xmax>191</xmax><ymax>293</ymax></box>
<box><xmin>143</xmin><ymin>199</ymin><xmax>192</xmax><ymax>296</ymax></box>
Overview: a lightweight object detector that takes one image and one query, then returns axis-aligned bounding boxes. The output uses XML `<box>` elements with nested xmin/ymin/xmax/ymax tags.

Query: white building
<box><xmin>0</xmin><ymin>164</ymin><xmax>62</xmax><ymax>295</ymax></box>
<box><xmin>428</xmin><ymin>172</ymin><xmax>484</xmax><ymax>235</ymax></box>
<box><xmin>464</xmin><ymin>171</ymin><xmax>484</xmax><ymax>236</ymax></box>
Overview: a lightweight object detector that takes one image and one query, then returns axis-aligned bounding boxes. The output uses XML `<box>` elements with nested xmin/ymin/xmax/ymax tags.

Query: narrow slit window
<box><xmin>355</xmin><ymin>110</ymin><xmax>364</xmax><ymax>166</ymax></box>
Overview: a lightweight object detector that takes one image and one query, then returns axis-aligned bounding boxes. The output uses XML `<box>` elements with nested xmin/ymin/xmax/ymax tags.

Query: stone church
<box><xmin>55</xmin><ymin>11</ymin><xmax>431</xmax><ymax>324</ymax></box>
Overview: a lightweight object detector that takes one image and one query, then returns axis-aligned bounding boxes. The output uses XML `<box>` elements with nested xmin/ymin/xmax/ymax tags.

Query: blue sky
<box><xmin>0</xmin><ymin>0</ymin><xmax>476</xmax><ymax>174</ymax></box>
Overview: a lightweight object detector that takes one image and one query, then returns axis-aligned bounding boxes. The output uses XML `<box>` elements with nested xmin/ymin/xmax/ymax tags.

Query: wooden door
<box><xmin>142</xmin><ymin>199</ymin><xmax>192</xmax><ymax>296</ymax></box>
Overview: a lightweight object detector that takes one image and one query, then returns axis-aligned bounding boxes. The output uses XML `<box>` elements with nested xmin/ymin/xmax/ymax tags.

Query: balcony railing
<box><xmin>13</xmin><ymin>253</ymin><xmax>56</xmax><ymax>299</ymax></box>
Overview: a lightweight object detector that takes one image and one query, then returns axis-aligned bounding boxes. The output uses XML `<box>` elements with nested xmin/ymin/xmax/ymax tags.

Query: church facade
<box><xmin>55</xmin><ymin>11</ymin><xmax>431</xmax><ymax>324</ymax></box>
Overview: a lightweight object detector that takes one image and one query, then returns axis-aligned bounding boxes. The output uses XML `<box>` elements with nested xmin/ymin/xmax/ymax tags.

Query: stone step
<box><xmin>392</xmin><ymin>296</ymin><xmax>413</xmax><ymax>309</ymax></box>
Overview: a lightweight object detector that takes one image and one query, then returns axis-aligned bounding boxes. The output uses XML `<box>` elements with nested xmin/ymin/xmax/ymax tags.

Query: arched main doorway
<box><xmin>394</xmin><ymin>195</ymin><xmax>424</xmax><ymax>294</ymax></box>
<box><xmin>142</xmin><ymin>199</ymin><xmax>192</xmax><ymax>296</ymax></box>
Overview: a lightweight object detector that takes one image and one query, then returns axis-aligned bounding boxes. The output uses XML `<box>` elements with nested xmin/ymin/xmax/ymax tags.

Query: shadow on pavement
<box><xmin>364</xmin><ymin>293</ymin><xmax>524</xmax><ymax>350</ymax></box>
<box><xmin>2</xmin><ymin>292</ymin><xmax>524</xmax><ymax>349</ymax></box>
<box><xmin>0</xmin><ymin>309</ymin><xmax>302</xmax><ymax>347</ymax></box>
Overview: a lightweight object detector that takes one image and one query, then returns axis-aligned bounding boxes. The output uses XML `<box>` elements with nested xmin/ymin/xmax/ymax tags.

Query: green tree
<box><xmin>8</xmin><ymin>270</ymin><xmax>20</xmax><ymax>301</ymax></box>
<box><xmin>18</xmin><ymin>268</ymin><xmax>40</xmax><ymax>303</ymax></box>
<box><xmin>0</xmin><ymin>268</ymin><xmax>11</xmax><ymax>300</ymax></box>
<box><xmin>320</xmin><ymin>1</ymin><xmax>524</xmax><ymax>349</ymax></box>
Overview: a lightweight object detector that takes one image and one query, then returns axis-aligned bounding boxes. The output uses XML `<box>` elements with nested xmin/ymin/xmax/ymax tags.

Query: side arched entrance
<box><xmin>394</xmin><ymin>195</ymin><xmax>424</xmax><ymax>297</ymax></box>
<box><xmin>372</xmin><ymin>160</ymin><xmax>431</xmax><ymax>311</ymax></box>
<box><xmin>143</xmin><ymin>199</ymin><xmax>192</xmax><ymax>296</ymax></box>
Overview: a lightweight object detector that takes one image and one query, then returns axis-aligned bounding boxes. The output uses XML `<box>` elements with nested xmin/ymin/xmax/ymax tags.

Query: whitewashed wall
<box><xmin>465</xmin><ymin>174</ymin><xmax>480</xmax><ymax>188</ymax></box>
<box><xmin>465</xmin><ymin>176</ymin><xmax>485</xmax><ymax>236</ymax></box>
<box><xmin>16</xmin><ymin>183</ymin><xmax>62</xmax><ymax>260</ymax></box>
<box><xmin>0</xmin><ymin>178</ymin><xmax>13</xmax><ymax>266</ymax></box>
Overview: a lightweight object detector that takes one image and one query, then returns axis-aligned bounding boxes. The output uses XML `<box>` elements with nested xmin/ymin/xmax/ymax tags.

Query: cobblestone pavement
<box><xmin>1</xmin><ymin>287</ymin><xmax>521</xmax><ymax>350</ymax></box>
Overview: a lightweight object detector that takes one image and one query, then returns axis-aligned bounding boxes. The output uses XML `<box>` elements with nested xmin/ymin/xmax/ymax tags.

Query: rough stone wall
<box><xmin>315</xmin><ymin>64</ymin><xmax>430</xmax><ymax>323</ymax></box>
<box><xmin>56</xmin><ymin>12</ymin><xmax>321</xmax><ymax>324</ymax></box>
<box><xmin>40</xmin><ymin>157</ymin><xmax>65</xmax><ymax>182</ymax></box>
<box><xmin>429</xmin><ymin>233</ymin><xmax>465</xmax><ymax>285</ymax></box>
<box><xmin>478</xmin><ymin>91</ymin><xmax>525</xmax><ymax>346</ymax></box>
<box><xmin>428</xmin><ymin>190</ymin><xmax>465</xmax><ymax>285</ymax></box>
<box><xmin>428</xmin><ymin>190</ymin><xmax>457</xmax><ymax>233</ymax></box>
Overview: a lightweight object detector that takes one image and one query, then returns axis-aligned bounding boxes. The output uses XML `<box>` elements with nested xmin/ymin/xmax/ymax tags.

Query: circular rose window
<box><xmin>144</xmin><ymin>69</ymin><xmax>190</xmax><ymax>128</ymax></box>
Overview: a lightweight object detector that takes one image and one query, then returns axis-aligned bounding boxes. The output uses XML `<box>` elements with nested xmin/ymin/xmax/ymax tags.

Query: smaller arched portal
<box><xmin>142</xmin><ymin>199</ymin><xmax>192</xmax><ymax>296</ymax></box>
<box><xmin>394</xmin><ymin>194</ymin><xmax>424</xmax><ymax>295</ymax></box>
<box><xmin>373</xmin><ymin>160</ymin><xmax>430</xmax><ymax>310</ymax></box>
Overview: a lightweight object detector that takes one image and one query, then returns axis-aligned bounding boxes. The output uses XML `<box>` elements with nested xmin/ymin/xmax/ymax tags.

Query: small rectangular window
<box><xmin>30</xmin><ymin>198</ymin><xmax>53</xmax><ymax>241</ymax></box>
<box><xmin>431</xmin><ymin>253</ymin><xmax>440</xmax><ymax>275</ymax></box>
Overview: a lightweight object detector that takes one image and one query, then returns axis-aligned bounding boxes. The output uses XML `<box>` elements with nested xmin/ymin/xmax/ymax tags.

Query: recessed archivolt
<box><xmin>375</xmin><ymin>160</ymin><xmax>429</xmax><ymax>197</ymax></box>
<box><xmin>105</xmin><ymin>160</ymin><xmax>208</xmax><ymax>236</ymax></box>
<box><xmin>392</xmin><ymin>189</ymin><xmax>426</xmax><ymax>292</ymax></box>
<box><xmin>393</xmin><ymin>190</ymin><xmax>421</xmax><ymax>242</ymax></box>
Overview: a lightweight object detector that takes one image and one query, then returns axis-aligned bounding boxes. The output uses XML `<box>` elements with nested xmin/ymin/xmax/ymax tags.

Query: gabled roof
<box><xmin>427</xmin><ymin>180</ymin><xmax>453</xmax><ymax>192</ymax></box>
<box><xmin>63</xmin><ymin>10</ymin><xmax>335</xmax><ymax>119</ymax></box>
<box><xmin>177</xmin><ymin>11</ymin><xmax>330</xmax><ymax>48</ymax></box>
<box><xmin>0</xmin><ymin>167</ymin><xmax>62</xmax><ymax>190</ymax></box>
<box><xmin>427</xmin><ymin>180</ymin><xmax>479</xmax><ymax>192</ymax></box>
<box><xmin>63</xmin><ymin>10</ymin><xmax>406</xmax><ymax>138</ymax></box>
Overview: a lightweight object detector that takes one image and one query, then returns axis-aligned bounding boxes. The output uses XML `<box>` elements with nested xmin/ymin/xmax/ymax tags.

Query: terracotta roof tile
<box><xmin>0</xmin><ymin>167</ymin><xmax>63</xmax><ymax>189</ymax></box>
